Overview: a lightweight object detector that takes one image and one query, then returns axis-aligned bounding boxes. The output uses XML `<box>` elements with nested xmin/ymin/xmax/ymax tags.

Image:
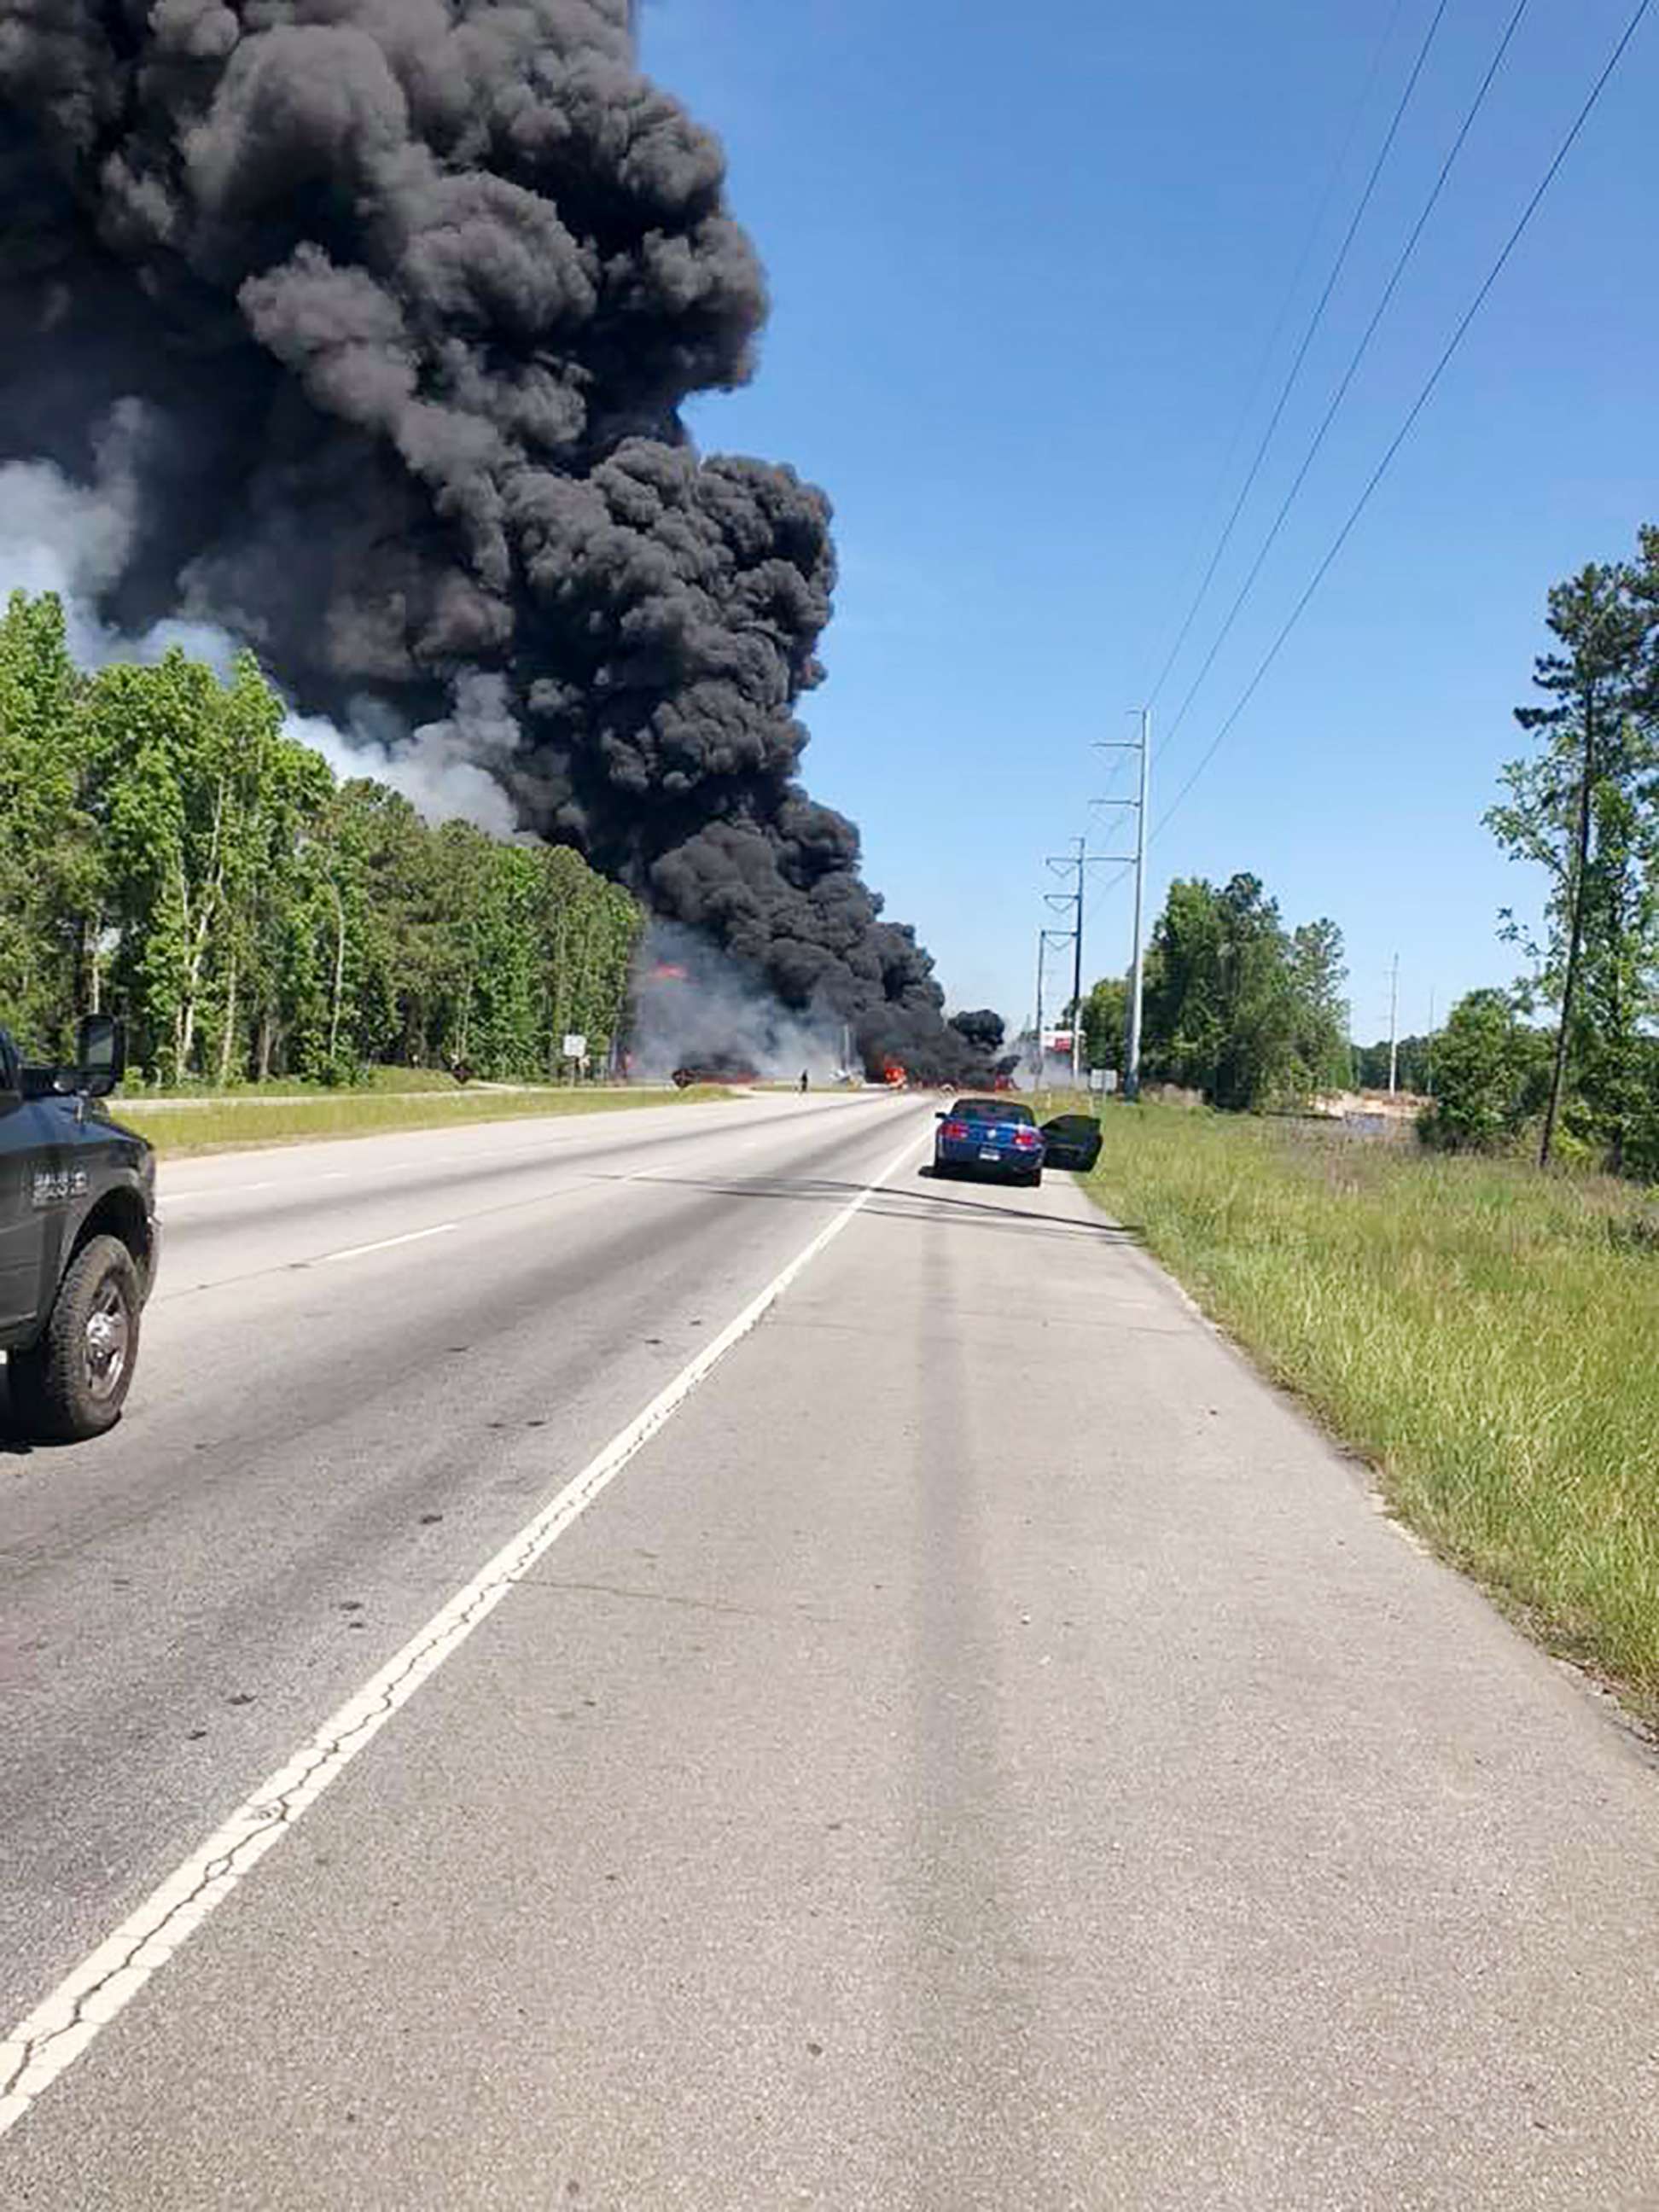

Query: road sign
<box><xmin>562</xmin><ymin>1033</ymin><xmax>587</xmax><ymax>1061</ymax></box>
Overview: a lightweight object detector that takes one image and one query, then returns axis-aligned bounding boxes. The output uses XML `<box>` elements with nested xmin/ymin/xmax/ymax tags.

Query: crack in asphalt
<box><xmin>525</xmin><ymin>1575</ymin><xmax>839</xmax><ymax>1626</ymax></box>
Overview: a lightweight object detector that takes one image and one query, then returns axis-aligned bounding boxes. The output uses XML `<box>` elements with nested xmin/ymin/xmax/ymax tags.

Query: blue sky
<box><xmin>642</xmin><ymin>0</ymin><xmax>1658</xmax><ymax>1046</ymax></box>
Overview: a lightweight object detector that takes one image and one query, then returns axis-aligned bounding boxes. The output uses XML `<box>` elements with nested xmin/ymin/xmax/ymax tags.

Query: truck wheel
<box><xmin>10</xmin><ymin>1235</ymin><xmax>141</xmax><ymax>1442</ymax></box>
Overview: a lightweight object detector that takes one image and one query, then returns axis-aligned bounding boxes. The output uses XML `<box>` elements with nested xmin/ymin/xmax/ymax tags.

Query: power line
<box><xmin>1081</xmin><ymin>744</ymin><xmax>1142</xmax><ymax>926</ymax></box>
<box><xmin>1083</xmin><ymin>856</ymin><xmax>1134</xmax><ymax>928</ymax></box>
<box><xmin>1067</xmin><ymin>721</ymin><xmax>1140</xmax><ymax>930</ymax></box>
<box><xmin>1143</xmin><ymin>0</ymin><xmax>1428</xmax><ymax>710</ymax></box>
<box><xmin>1081</xmin><ymin>752</ymin><xmax>1141</xmax><ymax>924</ymax></box>
<box><xmin>1141</xmin><ymin>0</ymin><xmax>1411</xmax><ymax>703</ymax></box>
<box><xmin>1156</xmin><ymin>0</ymin><xmax>1534</xmax><ymax>768</ymax></box>
<box><xmin>1152</xmin><ymin>0</ymin><xmax>1654</xmax><ymax>843</ymax></box>
<box><xmin>1094</xmin><ymin>0</ymin><xmax>1443</xmax><ymax>933</ymax></box>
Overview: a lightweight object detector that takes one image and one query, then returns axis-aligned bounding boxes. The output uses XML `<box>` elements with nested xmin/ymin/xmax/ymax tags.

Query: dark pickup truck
<box><xmin>1</xmin><ymin>1015</ymin><xmax>160</xmax><ymax>1441</ymax></box>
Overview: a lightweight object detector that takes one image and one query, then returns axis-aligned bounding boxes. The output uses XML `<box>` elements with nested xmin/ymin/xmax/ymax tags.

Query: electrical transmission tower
<box><xmin>1093</xmin><ymin>710</ymin><xmax>1152</xmax><ymax>1097</ymax></box>
<box><xmin>1041</xmin><ymin>837</ymin><xmax>1114</xmax><ymax>1087</ymax></box>
<box><xmin>1033</xmin><ymin>926</ymin><xmax>1078</xmax><ymax>1091</ymax></box>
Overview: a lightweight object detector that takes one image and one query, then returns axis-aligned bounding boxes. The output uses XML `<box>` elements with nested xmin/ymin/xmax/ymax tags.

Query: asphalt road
<box><xmin>2</xmin><ymin>1091</ymin><xmax>1656</xmax><ymax>2209</ymax></box>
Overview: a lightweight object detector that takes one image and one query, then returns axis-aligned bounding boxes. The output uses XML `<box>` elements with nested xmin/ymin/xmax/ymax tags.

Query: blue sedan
<box><xmin>934</xmin><ymin>1097</ymin><xmax>1045</xmax><ymax>1186</ymax></box>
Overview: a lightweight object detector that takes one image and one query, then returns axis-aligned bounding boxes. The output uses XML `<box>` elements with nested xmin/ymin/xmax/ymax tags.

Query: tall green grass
<box><xmin>119</xmin><ymin>1086</ymin><xmax>726</xmax><ymax>1157</ymax></box>
<box><xmin>1084</xmin><ymin>1104</ymin><xmax>1659</xmax><ymax>1716</ymax></box>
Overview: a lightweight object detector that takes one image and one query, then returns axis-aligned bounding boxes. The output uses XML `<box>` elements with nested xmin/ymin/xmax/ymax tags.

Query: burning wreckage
<box><xmin>620</xmin><ymin>934</ymin><xmax>935</xmax><ymax>1090</ymax></box>
<box><xmin>0</xmin><ymin>0</ymin><xmax>987</xmax><ymax>1084</ymax></box>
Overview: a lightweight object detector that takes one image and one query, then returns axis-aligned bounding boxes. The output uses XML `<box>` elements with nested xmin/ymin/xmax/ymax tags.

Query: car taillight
<box><xmin>942</xmin><ymin>1120</ymin><xmax>968</xmax><ymax>1140</ymax></box>
<box><xmin>1014</xmin><ymin>1127</ymin><xmax>1040</xmax><ymax>1149</ymax></box>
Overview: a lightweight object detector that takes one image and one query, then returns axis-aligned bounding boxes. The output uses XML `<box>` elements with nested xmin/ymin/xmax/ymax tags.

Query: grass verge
<box><xmin>1078</xmin><ymin>1102</ymin><xmax>1659</xmax><ymax>1725</ymax></box>
<box><xmin>127</xmin><ymin>1066</ymin><xmax>483</xmax><ymax>1099</ymax></box>
<box><xmin>118</xmin><ymin>1086</ymin><xmax>729</xmax><ymax>1158</ymax></box>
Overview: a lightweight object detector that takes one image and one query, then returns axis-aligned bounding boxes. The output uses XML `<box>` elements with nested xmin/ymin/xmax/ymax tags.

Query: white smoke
<box><xmin>1</xmin><ymin>411</ymin><xmax>144</xmax><ymax>661</ymax></box>
<box><xmin>627</xmin><ymin>921</ymin><xmax>854</xmax><ymax>1086</ymax></box>
<box><xmin>1009</xmin><ymin>1031</ymin><xmax>1043</xmax><ymax>1092</ymax></box>
<box><xmin>285</xmin><ymin>675</ymin><xmax>521</xmax><ymax>840</ymax></box>
<box><xmin>0</xmin><ymin>438</ymin><xmax>521</xmax><ymax>837</ymax></box>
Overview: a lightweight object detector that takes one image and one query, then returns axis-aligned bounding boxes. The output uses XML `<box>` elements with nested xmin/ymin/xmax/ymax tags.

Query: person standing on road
<box><xmin>799</xmin><ymin>1069</ymin><xmax>809</xmax><ymax>1093</ymax></box>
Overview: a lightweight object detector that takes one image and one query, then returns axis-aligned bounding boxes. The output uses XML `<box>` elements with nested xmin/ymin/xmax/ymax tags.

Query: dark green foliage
<box><xmin>1401</xmin><ymin>530</ymin><xmax>1659</xmax><ymax>1180</ymax></box>
<box><xmin>1352</xmin><ymin>1036</ymin><xmax>1435</xmax><ymax>1093</ymax></box>
<box><xmin>1487</xmin><ymin>545</ymin><xmax>1659</xmax><ymax>1173</ymax></box>
<box><xmin>1288</xmin><ymin>917</ymin><xmax>1352</xmax><ymax>1098</ymax></box>
<box><xmin>1124</xmin><ymin>874</ymin><xmax>1349</xmax><ymax>1110</ymax></box>
<box><xmin>1418</xmin><ymin>992</ymin><xmax>1551</xmax><ymax>1153</ymax></box>
<box><xmin>1080</xmin><ymin>976</ymin><xmax>1127</xmax><ymax>1073</ymax></box>
<box><xmin>0</xmin><ymin>591</ymin><xmax>90</xmax><ymax>1052</ymax></box>
<box><xmin>0</xmin><ymin>591</ymin><xmax>643</xmax><ymax>1084</ymax></box>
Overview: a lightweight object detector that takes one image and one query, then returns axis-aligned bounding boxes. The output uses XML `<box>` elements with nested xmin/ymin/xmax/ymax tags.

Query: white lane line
<box><xmin>317</xmin><ymin>1224</ymin><xmax>457</xmax><ymax>1266</ymax></box>
<box><xmin>0</xmin><ymin>1117</ymin><xmax>928</xmax><ymax>2140</ymax></box>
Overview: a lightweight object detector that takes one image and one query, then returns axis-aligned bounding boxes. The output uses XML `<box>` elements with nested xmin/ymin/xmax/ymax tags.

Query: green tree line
<box><xmin>1070</xmin><ymin>532</ymin><xmax>1659</xmax><ymax>1175</ymax></box>
<box><xmin>1429</xmin><ymin>532</ymin><xmax>1659</xmax><ymax>1177</ymax></box>
<box><xmin>1081</xmin><ymin>873</ymin><xmax>1350</xmax><ymax>1111</ymax></box>
<box><xmin>1351</xmin><ymin>1036</ymin><xmax>1434</xmax><ymax>1095</ymax></box>
<box><xmin>0</xmin><ymin>591</ymin><xmax>643</xmax><ymax>1085</ymax></box>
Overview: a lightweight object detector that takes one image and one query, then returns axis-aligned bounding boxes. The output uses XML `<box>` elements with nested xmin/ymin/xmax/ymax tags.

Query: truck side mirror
<box><xmin>76</xmin><ymin>1013</ymin><xmax>126</xmax><ymax>1098</ymax></box>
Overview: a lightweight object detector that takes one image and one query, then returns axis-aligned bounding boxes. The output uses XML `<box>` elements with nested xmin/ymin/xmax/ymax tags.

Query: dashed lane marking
<box><xmin>317</xmin><ymin>1224</ymin><xmax>457</xmax><ymax>1265</ymax></box>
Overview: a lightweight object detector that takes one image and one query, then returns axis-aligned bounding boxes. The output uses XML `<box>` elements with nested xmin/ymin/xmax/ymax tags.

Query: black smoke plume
<box><xmin>949</xmin><ymin>1009</ymin><xmax>1006</xmax><ymax>1056</ymax></box>
<box><xmin>0</xmin><ymin>0</ymin><xmax>976</xmax><ymax>1076</ymax></box>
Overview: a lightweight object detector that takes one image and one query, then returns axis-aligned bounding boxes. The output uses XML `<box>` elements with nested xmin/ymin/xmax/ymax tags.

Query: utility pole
<box><xmin>1127</xmin><ymin>709</ymin><xmax>1150</xmax><ymax>1098</ymax></box>
<box><xmin>1033</xmin><ymin>923</ymin><xmax>1074</xmax><ymax>1091</ymax></box>
<box><xmin>1425</xmin><ymin>988</ymin><xmax>1435</xmax><ymax>1100</ymax></box>
<box><xmin>1043</xmin><ymin>841</ymin><xmax>1083</xmax><ymax>1085</ymax></box>
<box><xmin>1388</xmin><ymin>954</ymin><xmax>1400</xmax><ymax>1097</ymax></box>
<box><xmin>1045</xmin><ymin>837</ymin><xmax>1109</xmax><ymax>1088</ymax></box>
<box><xmin>1093</xmin><ymin>708</ymin><xmax>1152</xmax><ymax>1098</ymax></box>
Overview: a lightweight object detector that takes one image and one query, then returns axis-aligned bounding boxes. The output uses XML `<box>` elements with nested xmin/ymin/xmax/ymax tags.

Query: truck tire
<box><xmin>10</xmin><ymin>1235</ymin><xmax>142</xmax><ymax>1442</ymax></box>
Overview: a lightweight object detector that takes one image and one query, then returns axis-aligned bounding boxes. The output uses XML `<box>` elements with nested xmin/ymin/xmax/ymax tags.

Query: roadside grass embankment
<box><xmin>118</xmin><ymin>1085</ymin><xmax>730</xmax><ymax>1158</ymax></box>
<box><xmin>1077</xmin><ymin>1103</ymin><xmax>1659</xmax><ymax>1724</ymax></box>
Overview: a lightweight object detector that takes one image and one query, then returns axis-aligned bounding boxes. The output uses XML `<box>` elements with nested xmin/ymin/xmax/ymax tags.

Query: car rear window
<box><xmin>1044</xmin><ymin>1115</ymin><xmax>1099</xmax><ymax>1137</ymax></box>
<box><xmin>951</xmin><ymin>1098</ymin><xmax>1034</xmax><ymax>1124</ymax></box>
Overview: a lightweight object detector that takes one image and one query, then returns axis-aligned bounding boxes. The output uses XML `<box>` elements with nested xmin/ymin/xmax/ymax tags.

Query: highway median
<box><xmin>115</xmin><ymin>1084</ymin><xmax>732</xmax><ymax>1159</ymax></box>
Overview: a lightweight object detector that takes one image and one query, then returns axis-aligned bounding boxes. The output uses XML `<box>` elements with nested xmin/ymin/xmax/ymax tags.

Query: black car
<box><xmin>1</xmin><ymin>1016</ymin><xmax>160</xmax><ymax>1440</ymax></box>
<box><xmin>1039</xmin><ymin>1113</ymin><xmax>1103</xmax><ymax>1172</ymax></box>
<box><xmin>672</xmin><ymin>1056</ymin><xmax>760</xmax><ymax>1088</ymax></box>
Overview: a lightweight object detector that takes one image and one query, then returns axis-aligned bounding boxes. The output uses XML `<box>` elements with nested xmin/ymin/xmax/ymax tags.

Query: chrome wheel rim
<box><xmin>84</xmin><ymin>1283</ymin><xmax>131</xmax><ymax>1404</ymax></box>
